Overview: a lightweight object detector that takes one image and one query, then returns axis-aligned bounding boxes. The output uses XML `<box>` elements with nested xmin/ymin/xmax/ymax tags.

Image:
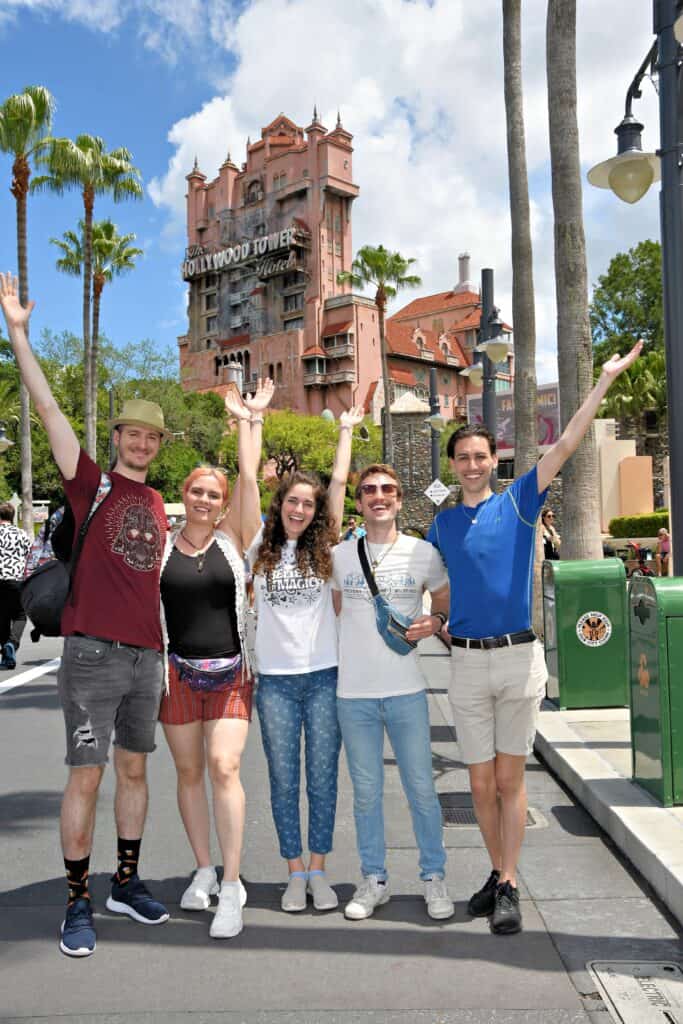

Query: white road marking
<box><xmin>0</xmin><ymin>657</ymin><xmax>61</xmax><ymax>697</ymax></box>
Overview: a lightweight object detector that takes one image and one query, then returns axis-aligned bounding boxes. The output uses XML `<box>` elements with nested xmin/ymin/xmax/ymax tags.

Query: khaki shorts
<box><xmin>448</xmin><ymin>639</ymin><xmax>548</xmax><ymax>764</ymax></box>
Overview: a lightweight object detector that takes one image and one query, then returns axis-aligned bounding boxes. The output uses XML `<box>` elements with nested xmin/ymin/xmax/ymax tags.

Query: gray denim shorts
<box><xmin>58</xmin><ymin>635</ymin><xmax>164</xmax><ymax>767</ymax></box>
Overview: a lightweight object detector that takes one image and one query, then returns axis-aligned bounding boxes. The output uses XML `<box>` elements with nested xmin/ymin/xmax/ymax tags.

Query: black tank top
<box><xmin>161</xmin><ymin>541</ymin><xmax>240</xmax><ymax>658</ymax></box>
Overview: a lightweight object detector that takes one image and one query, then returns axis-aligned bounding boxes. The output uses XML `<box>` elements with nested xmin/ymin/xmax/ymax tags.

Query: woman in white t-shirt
<box><xmin>248</xmin><ymin>406</ymin><xmax>364</xmax><ymax>913</ymax></box>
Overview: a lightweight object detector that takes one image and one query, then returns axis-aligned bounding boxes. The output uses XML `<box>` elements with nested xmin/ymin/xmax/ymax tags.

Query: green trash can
<box><xmin>629</xmin><ymin>576</ymin><xmax>683</xmax><ymax>806</ymax></box>
<box><xmin>542</xmin><ymin>559</ymin><xmax>629</xmax><ymax>710</ymax></box>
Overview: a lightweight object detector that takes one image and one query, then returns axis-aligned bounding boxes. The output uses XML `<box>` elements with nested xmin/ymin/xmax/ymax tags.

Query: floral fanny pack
<box><xmin>169</xmin><ymin>651</ymin><xmax>242</xmax><ymax>692</ymax></box>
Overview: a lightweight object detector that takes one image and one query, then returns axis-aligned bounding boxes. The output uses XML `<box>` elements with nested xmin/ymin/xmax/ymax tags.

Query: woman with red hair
<box><xmin>158</xmin><ymin>380</ymin><xmax>273</xmax><ymax>939</ymax></box>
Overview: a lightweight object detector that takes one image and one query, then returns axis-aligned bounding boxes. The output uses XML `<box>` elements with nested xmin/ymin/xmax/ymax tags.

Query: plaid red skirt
<box><xmin>159</xmin><ymin>657</ymin><xmax>253</xmax><ymax>725</ymax></box>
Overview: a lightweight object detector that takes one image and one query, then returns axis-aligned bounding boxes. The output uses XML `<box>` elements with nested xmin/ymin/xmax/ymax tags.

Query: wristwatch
<box><xmin>432</xmin><ymin>612</ymin><xmax>447</xmax><ymax>632</ymax></box>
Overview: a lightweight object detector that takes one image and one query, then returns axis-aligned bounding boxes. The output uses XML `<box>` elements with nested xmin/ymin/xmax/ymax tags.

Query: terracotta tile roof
<box><xmin>322</xmin><ymin>320</ymin><xmax>353</xmax><ymax>337</ymax></box>
<box><xmin>390</xmin><ymin>368</ymin><xmax>418</xmax><ymax>386</ymax></box>
<box><xmin>390</xmin><ymin>289</ymin><xmax>481</xmax><ymax>321</ymax></box>
<box><xmin>302</xmin><ymin>345</ymin><xmax>327</xmax><ymax>358</ymax></box>
<box><xmin>217</xmin><ymin>334</ymin><xmax>250</xmax><ymax>349</ymax></box>
<box><xmin>385</xmin><ymin>321</ymin><xmax>470</xmax><ymax>367</ymax></box>
<box><xmin>364</xmin><ymin>379</ymin><xmax>379</xmax><ymax>412</ymax></box>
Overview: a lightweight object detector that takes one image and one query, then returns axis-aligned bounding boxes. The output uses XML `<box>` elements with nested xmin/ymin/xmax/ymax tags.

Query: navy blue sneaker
<box><xmin>2</xmin><ymin>642</ymin><xmax>16</xmax><ymax>670</ymax></box>
<box><xmin>106</xmin><ymin>874</ymin><xmax>169</xmax><ymax>925</ymax></box>
<box><xmin>60</xmin><ymin>897</ymin><xmax>96</xmax><ymax>957</ymax></box>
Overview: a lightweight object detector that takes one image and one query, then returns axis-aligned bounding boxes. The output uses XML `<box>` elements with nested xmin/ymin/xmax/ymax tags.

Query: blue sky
<box><xmin>0</xmin><ymin>1</ymin><xmax>662</xmax><ymax>382</ymax></box>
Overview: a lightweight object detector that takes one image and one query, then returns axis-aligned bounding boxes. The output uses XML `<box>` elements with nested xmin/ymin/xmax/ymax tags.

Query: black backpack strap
<box><xmin>68</xmin><ymin>473</ymin><xmax>112</xmax><ymax>586</ymax></box>
<box><xmin>357</xmin><ymin>537</ymin><xmax>379</xmax><ymax>598</ymax></box>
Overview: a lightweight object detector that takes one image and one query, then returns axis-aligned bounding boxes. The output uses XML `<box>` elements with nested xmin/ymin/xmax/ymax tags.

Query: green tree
<box><xmin>337</xmin><ymin>245</ymin><xmax>421</xmax><ymax>464</ymax></box>
<box><xmin>34</xmin><ymin>135</ymin><xmax>143</xmax><ymax>456</ymax></box>
<box><xmin>0</xmin><ymin>85</ymin><xmax>58</xmax><ymax>532</ymax></box>
<box><xmin>50</xmin><ymin>217</ymin><xmax>143</xmax><ymax>441</ymax></box>
<box><xmin>591</xmin><ymin>239</ymin><xmax>663</xmax><ymax>362</ymax></box>
<box><xmin>599</xmin><ymin>348</ymin><xmax>667</xmax><ymax>424</ymax></box>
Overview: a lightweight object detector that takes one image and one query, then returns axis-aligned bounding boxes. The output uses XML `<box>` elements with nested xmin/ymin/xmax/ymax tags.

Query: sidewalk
<box><xmin>534</xmin><ymin>703</ymin><xmax>683</xmax><ymax>929</ymax></box>
<box><xmin>0</xmin><ymin>638</ymin><xmax>681</xmax><ymax>1022</ymax></box>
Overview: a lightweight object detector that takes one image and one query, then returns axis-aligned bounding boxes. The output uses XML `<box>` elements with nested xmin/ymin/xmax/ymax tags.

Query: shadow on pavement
<box><xmin>0</xmin><ymin>789</ymin><xmax>62</xmax><ymax>833</ymax></box>
<box><xmin>0</xmin><ymin>683</ymin><xmax>59</xmax><ymax>711</ymax></box>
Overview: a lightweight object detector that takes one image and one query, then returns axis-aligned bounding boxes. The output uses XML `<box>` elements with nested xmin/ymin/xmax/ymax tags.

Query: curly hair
<box><xmin>254</xmin><ymin>470</ymin><xmax>338</xmax><ymax>583</ymax></box>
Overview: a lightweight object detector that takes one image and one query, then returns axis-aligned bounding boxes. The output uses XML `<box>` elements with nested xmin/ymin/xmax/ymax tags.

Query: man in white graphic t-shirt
<box><xmin>332</xmin><ymin>463</ymin><xmax>453</xmax><ymax>922</ymax></box>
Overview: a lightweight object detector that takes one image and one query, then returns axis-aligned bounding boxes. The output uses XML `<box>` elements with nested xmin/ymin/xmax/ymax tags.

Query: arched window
<box><xmin>268</xmin><ymin>363</ymin><xmax>275</xmax><ymax>380</ymax></box>
<box><xmin>244</xmin><ymin>351</ymin><xmax>251</xmax><ymax>380</ymax></box>
<box><xmin>276</xmin><ymin>362</ymin><xmax>283</xmax><ymax>384</ymax></box>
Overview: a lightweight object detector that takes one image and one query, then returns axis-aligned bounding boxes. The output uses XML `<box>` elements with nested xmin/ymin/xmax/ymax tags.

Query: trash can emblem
<box><xmin>637</xmin><ymin>652</ymin><xmax>650</xmax><ymax>690</ymax></box>
<box><xmin>576</xmin><ymin>611</ymin><xmax>612</xmax><ymax>647</ymax></box>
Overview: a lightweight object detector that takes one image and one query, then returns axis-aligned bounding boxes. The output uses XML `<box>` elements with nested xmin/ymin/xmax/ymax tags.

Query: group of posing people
<box><xmin>0</xmin><ymin>271</ymin><xmax>641</xmax><ymax>959</ymax></box>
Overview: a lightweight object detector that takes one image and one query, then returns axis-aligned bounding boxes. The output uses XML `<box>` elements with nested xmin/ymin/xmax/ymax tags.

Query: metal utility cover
<box><xmin>588</xmin><ymin>961</ymin><xmax>683</xmax><ymax>1022</ymax></box>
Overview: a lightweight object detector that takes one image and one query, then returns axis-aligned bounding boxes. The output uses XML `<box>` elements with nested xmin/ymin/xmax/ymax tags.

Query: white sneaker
<box><xmin>344</xmin><ymin>876</ymin><xmax>390</xmax><ymax>920</ymax></box>
<box><xmin>210</xmin><ymin>881</ymin><xmax>243</xmax><ymax>939</ymax></box>
<box><xmin>281</xmin><ymin>872</ymin><xmax>308</xmax><ymax>912</ymax></box>
<box><xmin>307</xmin><ymin>871</ymin><xmax>338</xmax><ymax>911</ymax></box>
<box><xmin>180</xmin><ymin>867</ymin><xmax>219</xmax><ymax>910</ymax></box>
<box><xmin>424</xmin><ymin>877</ymin><xmax>454</xmax><ymax>920</ymax></box>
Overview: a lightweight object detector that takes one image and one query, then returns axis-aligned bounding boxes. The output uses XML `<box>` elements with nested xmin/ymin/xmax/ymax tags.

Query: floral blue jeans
<box><xmin>256</xmin><ymin>667</ymin><xmax>341</xmax><ymax>860</ymax></box>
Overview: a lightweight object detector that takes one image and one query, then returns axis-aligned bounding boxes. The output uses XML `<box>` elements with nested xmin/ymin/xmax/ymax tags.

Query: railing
<box><xmin>327</xmin><ymin>369</ymin><xmax>356</xmax><ymax>384</ymax></box>
<box><xmin>324</xmin><ymin>341</ymin><xmax>354</xmax><ymax>358</ymax></box>
<box><xmin>303</xmin><ymin>371</ymin><xmax>327</xmax><ymax>387</ymax></box>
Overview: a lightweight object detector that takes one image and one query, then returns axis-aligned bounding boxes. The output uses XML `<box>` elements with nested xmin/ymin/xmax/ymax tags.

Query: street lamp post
<box><xmin>588</xmin><ymin>0</ymin><xmax>683</xmax><ymax>572</ymax></box>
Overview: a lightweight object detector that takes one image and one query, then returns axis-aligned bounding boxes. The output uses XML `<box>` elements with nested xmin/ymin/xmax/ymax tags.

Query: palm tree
<box><xmin>503</xmin><ymin>0</ymin><xmax>537</xmax><ymax>476</ymax></box>
<box><xmin>0</xmin><ymin>85</ymin><xmax>57</xmax><ymax>533</ymax></box>
<box><xmin>34</xmin><ymin>135</ymin><xmax>143</xmax><ymax>457</ymax></box>
<box><xmin>51</xmin><ymin>218</ymin><xmax>143</xmax><ymax>451</ymax></box>
<box><xmin>338</xmin><ymin>245</ymin><xmax>421</xmax><ymax>463</ymax></box>
<box><xmin>547</xmin><ymin>0</ymin><xmax>602</xmax><ymax>559</ymax></box>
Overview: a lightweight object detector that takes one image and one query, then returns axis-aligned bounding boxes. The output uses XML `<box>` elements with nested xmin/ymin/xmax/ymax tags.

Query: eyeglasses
<box><xmin>360</xmin><ymin>483</ymin><xmax>398</xmax><ymax>496</ymax></box>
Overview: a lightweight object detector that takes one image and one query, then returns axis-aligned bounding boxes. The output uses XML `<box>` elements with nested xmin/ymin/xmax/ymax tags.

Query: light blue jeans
<box><xmin>256</xmin><ymin>667</ymin><xmax>341</xmax><ymax>860</ymax></box>
<box><xmin>337</xmin><ymin>689</ymin><xmax>446</xmax><ymax>881</ymax></box>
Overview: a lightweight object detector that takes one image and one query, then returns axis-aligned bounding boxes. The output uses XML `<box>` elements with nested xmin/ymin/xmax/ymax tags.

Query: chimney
<box><xmin>454</xmin><ymin>252</ymin><xmax>472</xmax><ymax>293</ymax></box>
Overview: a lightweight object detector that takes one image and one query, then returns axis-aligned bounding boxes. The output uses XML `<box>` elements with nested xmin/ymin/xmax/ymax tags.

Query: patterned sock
<box><xmin>64</xmin><ymin>855</ymin><xmax>90</xmax><ymax>905</ymax></box>
<box><xmin>115</xmin><ymin>837</ymin><xmax>141</xmax><ymax>886</ymax></box>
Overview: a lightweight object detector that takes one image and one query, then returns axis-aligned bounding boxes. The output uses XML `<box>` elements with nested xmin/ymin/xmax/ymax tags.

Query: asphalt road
<box><xmin>0</xmin><ymin>634</ymin><xmax>681</xmax><ymax>1024</ymax></box>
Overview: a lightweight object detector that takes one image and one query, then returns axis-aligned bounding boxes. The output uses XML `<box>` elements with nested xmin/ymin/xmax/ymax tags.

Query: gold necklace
<box><xmin>366</xmin><ymin>534</ymin><xmax>399</xmax><ymax>570</ymax></box>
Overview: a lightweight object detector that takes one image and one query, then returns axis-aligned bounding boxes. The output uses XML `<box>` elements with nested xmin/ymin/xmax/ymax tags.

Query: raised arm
<box><xmin>224</xmin><ymin>379</ymin><xmax>274</xmax><ymax>550</ymax></box>
<box><xmin>0</xmin><ymin>273</ymin><xmax>80</xmax><ymax>479</ymax></box>
<box><xmin>327</xmin><ymin>405</ymin><xmax>365</xmax><ymax>535</ymax></box>
<box><xmin>537</xmin><ymin>340</ymin><xmax>643</xmax><ymax>493</ymax></box>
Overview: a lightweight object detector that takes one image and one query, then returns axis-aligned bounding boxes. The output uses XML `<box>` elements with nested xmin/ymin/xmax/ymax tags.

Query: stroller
<box><xmin>626</xmin><ymin>541</ymin><xmax>655</xmax><ymax>578</ymax></box>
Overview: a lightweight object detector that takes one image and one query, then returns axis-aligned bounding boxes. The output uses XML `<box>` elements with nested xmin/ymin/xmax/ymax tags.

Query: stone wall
<box><xmin>391</xmin><ymin>411</ymin><xmax>436</xmax><ymax>535</ymax></box>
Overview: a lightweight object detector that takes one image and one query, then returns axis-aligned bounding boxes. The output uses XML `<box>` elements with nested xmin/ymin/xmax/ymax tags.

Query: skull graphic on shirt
<box><xmin>111</xmin><ymin>503</ymin><xmax>162</xmax><ymax>571</ymax></box>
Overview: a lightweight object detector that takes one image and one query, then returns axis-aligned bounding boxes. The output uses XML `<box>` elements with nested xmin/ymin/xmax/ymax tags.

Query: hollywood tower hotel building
<box><xmin>178</xmin><ymin>111</ymin><xmax>382</xmax><ymax>413</ymax></box>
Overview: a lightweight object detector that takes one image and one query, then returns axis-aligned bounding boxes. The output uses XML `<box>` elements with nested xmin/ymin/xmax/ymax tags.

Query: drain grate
<box><xmin>439</xmin><ymin>792</ymin><xmax>538</xmax><ymax>828</ymax></box>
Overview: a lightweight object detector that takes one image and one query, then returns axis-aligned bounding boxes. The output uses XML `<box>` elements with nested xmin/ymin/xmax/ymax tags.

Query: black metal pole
<box><xmin>429</xmin><ymin>366</ymin><xmax>440</xmax><ymax>482</ymax></box>
<box><xmin>655</xmin><ymin>0</ymin><xmax>683</xmax><ymax>572</ymax></box>
<box><xmin>480</xmin><ymin>268</ymin><xmax>498</xmax><ymax>488</ymax></box>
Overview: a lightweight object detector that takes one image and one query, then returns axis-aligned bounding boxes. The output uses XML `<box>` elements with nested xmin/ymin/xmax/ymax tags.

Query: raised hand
<box><xmin>224</xmin><ymin>387</ymin><xmax>251</xmax><ymax>421</ymax></box>
<box><xmin>601</xmin><ymin>340</ymin><xmax>644</xmax><ymax>382</ymax></box>
<box><xmin>339</xmin><ymin>405</ymin><xmax>365</xmax><ymax>429</ymax></box>
<box><xmin>0</xmin><ymin>273</ymin><xmax>35</xmax><ymax>332</ymax></box>
<box><xmin>244</xmin><ymin>377</ymin><xmax>275</xmax><ymax>415</ymax></box>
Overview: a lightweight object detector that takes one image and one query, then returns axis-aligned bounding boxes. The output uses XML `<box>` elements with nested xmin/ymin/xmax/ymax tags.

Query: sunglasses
<box><xmin>360</xmin><ymin>483</ymin><xmax>398</xmax><ymax>496</ymax></box>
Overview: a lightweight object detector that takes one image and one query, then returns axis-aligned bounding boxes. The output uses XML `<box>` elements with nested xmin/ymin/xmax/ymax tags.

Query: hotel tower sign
<box><xmin>182</xmin><ymin>227</ymin><xmax>297</xmax><ymax>280</ymax></box>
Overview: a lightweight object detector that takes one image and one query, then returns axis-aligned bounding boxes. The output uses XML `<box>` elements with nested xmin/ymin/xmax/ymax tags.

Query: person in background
<box><xmin>656</xmin><ymin>527</ymin><xmax>671</xmax><ymax>577</ymax></box>
<box><xmin>158</xmin><ymin>381</ymin><xmax>273</xmax><ymax>940</ymax></box>
<box><xmin>0</xmin><ymin>501</ymin><xmax>31</xmax><ymax>669</ymax></box>
<box><xmin>248</xmin><ymin>407</ymin><xmax>365</xmax><ymax>914</ymax></box>
<box><xmin>541</xmin><ymin>508</ymin><xmax>561</xmax><ymax>561</ymax></box>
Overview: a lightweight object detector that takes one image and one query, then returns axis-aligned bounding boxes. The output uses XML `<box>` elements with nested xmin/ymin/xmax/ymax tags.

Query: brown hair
<box><xmin>254</xmin><ymin>470</ymin><xmax>338</xmax><ymax>582</ymax></box>
<box><xmin>446</xmin><ymin>424</ymin><xmax>496</xmax><ymax>458</ymax></box>
<box><xmin>354</xmin><ymin>463</ymin><xmax>403</xmax><ymax>500</ymax></box>
<box><xmin>0</xmin><ymin>503</ymin><xmax>15</xmax><ymax>523</ymax></box>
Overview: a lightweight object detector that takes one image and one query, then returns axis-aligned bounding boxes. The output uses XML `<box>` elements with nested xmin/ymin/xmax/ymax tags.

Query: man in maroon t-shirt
<box><xmin>1</xmin><ymin>272</ymin><xmax>171</xmax><ymax>958</ymax></box>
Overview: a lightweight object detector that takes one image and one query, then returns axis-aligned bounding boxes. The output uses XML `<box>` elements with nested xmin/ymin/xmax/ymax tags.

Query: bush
<box><xmin>608</xmin><ymin>510</ymin><xmax>669</xmax><ymax>538</ymax></box>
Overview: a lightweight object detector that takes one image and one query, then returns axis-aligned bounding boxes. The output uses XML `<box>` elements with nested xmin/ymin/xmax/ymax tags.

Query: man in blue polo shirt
<box><xmin>428</xmin><ymin>340</ymin><xmax>642</xmax><ymax>935</ymax></box>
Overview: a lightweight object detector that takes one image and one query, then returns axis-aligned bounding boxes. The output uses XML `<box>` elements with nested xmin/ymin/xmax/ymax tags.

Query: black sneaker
<box><xmin>467</xmin><ymin>869</ymin><xmax>500</xmax><ymax>917</ymax></box>
<box><xmin>491</xmin><ymin>880</ymin><xmax>522</xmax><ymax>934</ymax></box>
<box><xmin>106</xmin><ymin>874</ymin><xmax>169</xmax><ymax>925</ymax></box>
<box><xmin>60</xmin><ymin>897</ymin><xmax>96</xmax><ymax>957</ymax></box>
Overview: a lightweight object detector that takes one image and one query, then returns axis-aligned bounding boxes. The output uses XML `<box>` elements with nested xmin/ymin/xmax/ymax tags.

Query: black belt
<box><xmin>73</xmin><ymin>633</ymin><xmax>150</xmax><ymax>651</ymax></box>
<box><xmin>450</xmin><ymin>629</ymin><xmax>536</xmax><ymax>650</ymax></box>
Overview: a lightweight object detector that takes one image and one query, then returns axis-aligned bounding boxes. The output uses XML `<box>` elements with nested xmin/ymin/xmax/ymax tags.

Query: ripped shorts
<box><xmin>57</xmin><ymin>635</ymin><xmax>163</xmax><ymax>767</ymax></box>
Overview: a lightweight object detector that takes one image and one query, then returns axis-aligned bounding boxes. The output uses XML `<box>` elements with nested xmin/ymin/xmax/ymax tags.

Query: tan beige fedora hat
<box><xmin>107</xmin><ymin>399</ymin><xmax>171</xmax><ymax>441</ymax></box>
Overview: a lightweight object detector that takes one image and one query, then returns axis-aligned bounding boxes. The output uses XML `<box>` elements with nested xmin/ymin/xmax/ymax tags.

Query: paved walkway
<box><xmin>0</xmin><ymin>636</ymin><xmax>680</xmax><ymax>1023</ymax></box>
